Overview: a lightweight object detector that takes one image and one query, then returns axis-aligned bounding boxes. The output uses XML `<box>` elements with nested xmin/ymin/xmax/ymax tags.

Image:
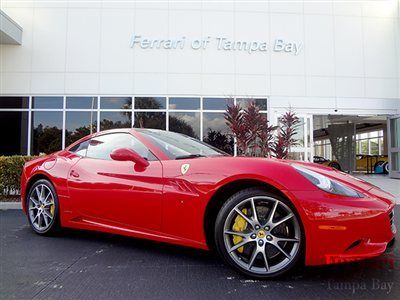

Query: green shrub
<box><xmin>0</xmin><ymin>156</ymin><xmax>38</xmax><ymax>197</ymax></box>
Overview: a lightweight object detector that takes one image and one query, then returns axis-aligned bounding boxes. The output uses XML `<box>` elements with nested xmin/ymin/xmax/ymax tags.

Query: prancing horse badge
<box><xmin>181</xmin><ymin>164</ymin><xmax>190</xmax><ymax>175</ymax></box>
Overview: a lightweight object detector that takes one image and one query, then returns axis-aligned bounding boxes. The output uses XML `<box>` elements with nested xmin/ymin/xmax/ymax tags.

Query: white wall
<box><xmin>0</xmin><ymin>0</ymin><xmax>399</xmax><ymax>113</ymax></box>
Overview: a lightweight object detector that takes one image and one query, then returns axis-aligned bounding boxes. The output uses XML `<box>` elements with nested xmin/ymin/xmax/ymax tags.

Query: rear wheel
<box><xmin>214</xmin><ymin>188</ymin><xmax>303</xmax><ymax>279</ymax></box>
<box><xmin>26</xmin><ymin>179</ymin><xmax>59</xmax><ymax>235</ymax></box>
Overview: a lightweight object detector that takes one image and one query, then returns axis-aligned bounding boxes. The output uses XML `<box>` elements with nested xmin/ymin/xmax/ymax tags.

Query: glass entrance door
<box><xmin>288</xmin><ymin>115</ymin><xmax>313</xmax><ymax>162</ymax></box>
<box><xmin>388</xmin><ymin>115</ymin><xmax>400</xmax><ymax>179</ymax></box>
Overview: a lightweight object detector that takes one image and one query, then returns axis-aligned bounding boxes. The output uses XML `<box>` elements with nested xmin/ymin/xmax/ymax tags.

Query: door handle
<box><xmin>70</xmin><ymin>170</ymin><xmax>80</xmax><ymax>178</ymax></box>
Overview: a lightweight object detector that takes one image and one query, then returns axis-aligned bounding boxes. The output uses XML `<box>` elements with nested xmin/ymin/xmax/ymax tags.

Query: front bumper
<box><xmin>289</xmin><ymin>190</ymin><xmax>396</xmax><ymax>266</ymax></box>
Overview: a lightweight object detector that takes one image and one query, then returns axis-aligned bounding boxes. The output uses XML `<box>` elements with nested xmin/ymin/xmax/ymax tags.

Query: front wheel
<box><xmin>26</xmin><ymin>179</ymin><xmax>60</xmax><ymax>235</ymax></box>
<box><xmin>214</xmin><ymin>188</ymin><xmax>304</xmax><ymax>279</ymax></box>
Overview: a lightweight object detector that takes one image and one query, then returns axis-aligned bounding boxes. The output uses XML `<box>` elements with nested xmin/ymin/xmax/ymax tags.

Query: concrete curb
<box><xmin>0</xmin><ymin>202</ymin><xmax>21</xmax><ymax>210</ymax></box>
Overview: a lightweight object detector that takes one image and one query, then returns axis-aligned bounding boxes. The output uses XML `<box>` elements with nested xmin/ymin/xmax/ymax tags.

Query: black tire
<box><xmin>383</xmin><ymin>162</ymin><xmax>389</xmax><ymax>174</ymax></box>
<box><xmin>214</xmin><ymin>188</ymin><xmax>304</xmax><ymax>279</ymax></box>
<box><xmin>328</xmin><ymin>161</ymin><xmax>341</xmax><ymax>171</ymax></box>
<box><xmin>26</xmin><ymin>179</ymin><xmax>60</xmax><ymax>235</ymax></box>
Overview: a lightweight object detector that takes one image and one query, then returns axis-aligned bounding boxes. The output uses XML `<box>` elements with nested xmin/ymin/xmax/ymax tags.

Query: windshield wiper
<box><xmin>175</xmin><ymin>154</ymin><xmax>206</xmax><ymax>160</ymax></box>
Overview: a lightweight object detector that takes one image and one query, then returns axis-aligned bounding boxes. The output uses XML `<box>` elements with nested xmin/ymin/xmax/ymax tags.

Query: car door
<box><xmin>67</xmin><ymin>132</ymin><xmax>163</xmax><ymax>231</ymax></box>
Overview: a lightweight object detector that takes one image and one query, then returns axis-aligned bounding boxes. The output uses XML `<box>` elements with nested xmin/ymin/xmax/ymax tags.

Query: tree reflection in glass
<box><xmin>203</xmin><ymin>112</ymin><xmax>234</xmax><ymax>154</ymax></box>
<box><xmin>100</xmin><ymin>112</ymin><xmax>131</xmax><ymax>131</ymax></box>
<box><xmin>32</xmin><ymin>112</ymin><xmax>62</xmax><ymax>155</ymax></box>
<box><xmin>65</xmin><ymin>111</ymin><xmax>97</xmax><ymax>147</ymax></box>
<box><xmin>169</xmin><ymin>112</ymin><xmax>200</xmax><ymax>139</ymax></box>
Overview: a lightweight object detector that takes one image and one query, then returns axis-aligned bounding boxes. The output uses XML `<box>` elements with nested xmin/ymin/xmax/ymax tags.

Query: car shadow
<box><xmin>39</xmin><ymin>226</ymin><xmax>398</xmax><ymax>283</ymax></box>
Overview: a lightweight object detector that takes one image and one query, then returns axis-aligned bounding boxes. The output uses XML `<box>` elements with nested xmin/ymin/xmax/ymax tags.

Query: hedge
<box><xmin>0</xmin><ymin>156</ymin><xmax>38</xmax><ymax>197</ymax></box>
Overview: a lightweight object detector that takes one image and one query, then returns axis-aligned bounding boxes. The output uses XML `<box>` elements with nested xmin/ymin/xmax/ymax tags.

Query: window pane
<box><xmin>391</xmin><ymin>152</ymin><xmax>399</xmax><ymax>171</ymax></box>
<box><xmin>237</xmin><ymin>98</ymin><xmax>268</xmax><ymax>110</ymax></box>
<box><xmin>69</xmin><ymin>140</ymin><xmax>90</xmax><ymax>156</ymax></box>
<box><xmin>370</xmin><ymin>138</ymin><xmax>379</xmax><ymax>155</ymax></box>
<box><xmin>135</xmin><ymin>97</ymin><xmax>166</xmax><ymax>109</ymax></box>
<box><xmin>292</xmin><ymin>117</ymin><xmax>304</xmax><ymax>147</ymax></box>
<box><xmin>134</xmin><ymin>112</ymin><xmax>166</xmax><ymax>130</ymax></box>
<box><xmin>66</xmin><ymin>97</ymin><xmax>97</xmax><ymax>109</ymax></box>
<box><xmin>169</xmin><ymin>112</ymin><xmax>200</xmax><ymax>139</ymax></box>
<box><xmin>390</xmin><ymin>117</ymin><xmax>399</xmax><ymax>148</ymax></box>
<box><xmin>100</xmin><ymin>112</ymin><xmax>131</xmax><ymax>130</ymax></box>
<box><xmin>65</xmin><ymin>111</ymin><xmax>97</xmax><ymax>146</ymax></box>
<box><xmin>0</xmin><ymin>96</ymin><xmax>29</xmax><ymax>109</ymax></box>
<box><xmin>86</xmin><ymin>133</ymin><xmax>155</xmax><ymax>161</ymax></box>
<box><xmin>32</xmin><ymin>96</ymin><xmax>63</xmax><ymax>109</ymax></box>
<box><xmin>379</xmin><ymin>137</ymin><xmax>385</xmax><ymax>155</ymax></box>
<box><xmin>169</xmin><ymin>97</ymin><xmax>200</xmax><ymax>110</ymax></box>
<box><xmin>360</xmin><ymin>140</ymin><xmax>368</xmax><ymax>154</ymax></box>
<box><xmin>31</xmin><ymin>111</ymin><xmax>62</xmax><ymax>155</ymax></box>
<box><xmin>100</xmin><ymin>97</ymin><xmax>132</xmax><ymax>109</ymax></box>
<box><xmin>203</xmin><ymin>112</ymin><xmax>234</xmax><ymax>154</ymax></box>
<box><xmin>203</xmin><ymin>98</ymin><xmax>233</xmax><ymax>110</ymax></box>
<box><xmin>0</xmin><ymin>112</ymin><xmax>28</xmax><ymax>155</ymax></box>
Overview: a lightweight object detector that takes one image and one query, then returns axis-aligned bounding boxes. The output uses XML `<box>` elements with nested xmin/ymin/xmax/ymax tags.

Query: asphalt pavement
<box><xmin>1</xmin><ymin>208</ymin><xmax>399</xmax><ymax>299</ymax></box>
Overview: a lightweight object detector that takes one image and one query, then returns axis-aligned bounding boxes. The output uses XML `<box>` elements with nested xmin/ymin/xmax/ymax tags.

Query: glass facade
<box><xmin>31</xmin><ymin>111</ymin><xmax>63</xmax><ymax>155</ymax></box>
<box><xmin>0</xmin><ymin>111</ymin><xmax>28</xmax><ymax>155</ymax></box>
<box><xmin>0</xmin><ymin>96</ymin><xmax>267</xmax><ymax>155</ymax></box>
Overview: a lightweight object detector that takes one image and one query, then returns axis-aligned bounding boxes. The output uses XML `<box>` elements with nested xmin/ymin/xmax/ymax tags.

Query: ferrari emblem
<box><xmin>257</xmin><ymin>230</ymin><xmax>266</xmax><ymax>238</ymax></box>
<box><xmin>181</xmin><ymin>164</ymin><xmax>190</xmax><ymax>175</ymax></box>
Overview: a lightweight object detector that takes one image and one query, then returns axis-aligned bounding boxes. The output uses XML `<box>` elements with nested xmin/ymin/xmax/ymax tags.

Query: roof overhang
<box><xmin>0</xmin><ymin>10</ymin><xmax>22</xmax><ymax>45</ymax></box>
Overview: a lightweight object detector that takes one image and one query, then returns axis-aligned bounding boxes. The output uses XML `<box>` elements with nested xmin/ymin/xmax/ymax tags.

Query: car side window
<box><xmin>69</xmin><ymin>140</ymin><xmax>90</xmax><ymax>156</ymax></box>
<box><xmin>86</xmin><ymin>133</ymin><xmax>156</xmax><ymax>161</ymax></box>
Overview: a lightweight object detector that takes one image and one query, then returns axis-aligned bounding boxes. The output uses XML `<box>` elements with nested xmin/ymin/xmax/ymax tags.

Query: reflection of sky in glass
<box><xmin>203</xmin><ymin>113</ymin><xmax>229</xmax><ymax>137</ymax></box>
<box><xmin>33</xmin><ymin>97</ymin><xmax>63</xmax><ymax>109</ymax></box>
<box><xmin>169</xmin><ymin>98</ymin><xmax>200</xmax><ymax>110</ymax></box>
<box><xmin>169</xmin><ymin>112</ymin><xmax>200</xmax><ymax>137</ymax></box>
<box><xmin>67</xmin><ymin>97</ymin><xmax>97</xmax><ymax>109</ymax></box>
<box><xmin>66</xmin><ymin>111</ymin><xmax>97</xmax><ymax>131</ymax></box>
<box><xmin>32</xmin><ymin>111</ymin><xmax>62</xmax><ymax>128</ymax></box>
<box><xmin>100</xmin><ymin>97</ymin><xmax>132</xmax><ymax>109</ymax></box>
<box><xmin>203</xmin><ymin>98</ymin><xmax>233</xmax><ymax>110</ymax></box>
<box><xmin>237</xmin><ymin>98</ymin><xmax>268</xmax><ymax>110</ymax></box>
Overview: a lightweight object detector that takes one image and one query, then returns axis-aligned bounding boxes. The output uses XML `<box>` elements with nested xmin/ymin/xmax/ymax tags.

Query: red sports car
<box><xmin>21</xmin><ymin>129</ymin><xmax>396</xmax><ymax>278</ymax></box>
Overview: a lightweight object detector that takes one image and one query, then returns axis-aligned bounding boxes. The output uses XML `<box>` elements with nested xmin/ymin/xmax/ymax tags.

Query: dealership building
<box><xmin>0</xmin><ymin>0</ymin><xmax>399</xmax><ymax>178</ymax></box>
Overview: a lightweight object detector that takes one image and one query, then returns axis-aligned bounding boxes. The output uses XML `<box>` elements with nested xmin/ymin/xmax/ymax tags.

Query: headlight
<box><xmin>293</xmin><ymin>165</ymin><xmax>363</xmax><ymax>198</ymax></box>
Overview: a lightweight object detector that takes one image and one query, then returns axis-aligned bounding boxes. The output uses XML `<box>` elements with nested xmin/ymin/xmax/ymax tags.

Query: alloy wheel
<box><xmin>28</xmin><ymin>184</ymin><xmax>55</xmax><ymax>232</ymax></box>
<box><xmin>223</xmin><ymin>196</ymin><xmax>301</xmax><ymax>275</ymax></box>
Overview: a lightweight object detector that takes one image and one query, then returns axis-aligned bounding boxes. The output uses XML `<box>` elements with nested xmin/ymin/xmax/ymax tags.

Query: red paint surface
<box><xmin>21</xmin><ymin>129</ymin><xmax>396</xmax><ymax>266</ymax></box>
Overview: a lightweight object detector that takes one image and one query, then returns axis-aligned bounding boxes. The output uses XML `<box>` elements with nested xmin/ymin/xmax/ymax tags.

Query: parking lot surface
<box><xmin>1</xmin><ymin>209</ymin><xmax>399</xmax><ymax>299</ymax></box>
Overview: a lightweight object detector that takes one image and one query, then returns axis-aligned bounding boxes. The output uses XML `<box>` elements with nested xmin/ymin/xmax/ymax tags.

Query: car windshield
<box><xmin>136</xmin><ymin>129</ymin><xmax>229</xmax><ymax>159</ymax></box>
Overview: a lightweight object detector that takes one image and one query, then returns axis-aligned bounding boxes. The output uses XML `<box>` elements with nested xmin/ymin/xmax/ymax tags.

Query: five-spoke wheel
<box><xmin>215</xmin><ymin>188</ymin><xmax>303</xmax><ymax>278</ymax></box>
<box><xmin>27</xmin><ymin>179</ymin><xmax>59</xmax><ymax>235</ymax></box>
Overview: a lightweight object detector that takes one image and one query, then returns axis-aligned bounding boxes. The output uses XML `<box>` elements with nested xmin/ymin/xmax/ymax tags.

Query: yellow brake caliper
<box><xmin>232</xmin><ymin>208</ymin><xmax>248</xmax><ymax>253</ymax></box>
<box><xmin>50</xmin><ymin>203</ymin><xmax>55</xmax><ymax>216</ymax></box>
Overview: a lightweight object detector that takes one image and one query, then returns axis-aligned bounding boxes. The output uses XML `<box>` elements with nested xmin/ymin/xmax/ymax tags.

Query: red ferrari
<box><xmin>21</xmin><ymin>128</ymin><xmax>396</xmax><ymax>278</ymax></box>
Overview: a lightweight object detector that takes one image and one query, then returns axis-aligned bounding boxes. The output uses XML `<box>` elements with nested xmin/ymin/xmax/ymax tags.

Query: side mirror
<box><xmin>110</xmin><ymin>148</ymin><xmax>150</xmax><ymax>168</ymax></box>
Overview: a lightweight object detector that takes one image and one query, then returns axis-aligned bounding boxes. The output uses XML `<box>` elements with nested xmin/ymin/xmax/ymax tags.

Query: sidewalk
<box><xmin>355</xmin><ymin>174</ymin><xmax>400</xmax><ymax>203</ymax></box>
<box><xmin>0</xmin><ymin>202</ymin><xmax>21</xmax><ymax>210</ymax></box>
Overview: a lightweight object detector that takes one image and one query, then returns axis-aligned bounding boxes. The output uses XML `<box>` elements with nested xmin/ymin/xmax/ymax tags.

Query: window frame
<box><xmin>0</xmin><ymin>95</ymin><xmax>269</xmax><ymax>157</ymax></box>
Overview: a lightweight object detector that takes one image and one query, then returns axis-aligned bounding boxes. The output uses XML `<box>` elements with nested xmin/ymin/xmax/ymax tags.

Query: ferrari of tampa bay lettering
<box><xmin>21</xmin><ymin>129</ymin><xmax>396</xmax><ymax>278</ymax></box>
